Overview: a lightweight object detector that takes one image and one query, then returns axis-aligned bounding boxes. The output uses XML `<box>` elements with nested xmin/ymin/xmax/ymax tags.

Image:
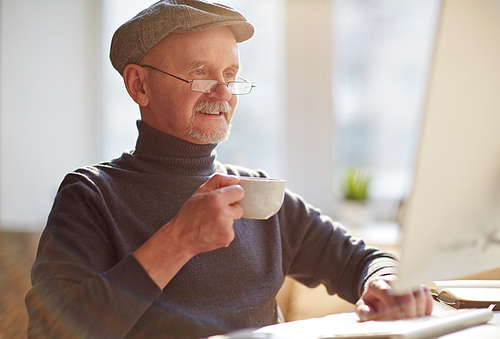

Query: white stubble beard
<box><xmin>184</xmin><ymin>100</ymin><xmax>234</xmax><ymax>144</ymax></box>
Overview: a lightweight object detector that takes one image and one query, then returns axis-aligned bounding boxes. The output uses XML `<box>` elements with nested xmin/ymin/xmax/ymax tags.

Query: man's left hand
<box><xmin>355</xmin><ymin>276</ymin><xmax>433</xmax><ymax>321</ymax></box>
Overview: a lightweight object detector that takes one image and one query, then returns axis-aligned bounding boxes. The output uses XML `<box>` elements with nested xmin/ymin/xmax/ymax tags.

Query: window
<box><xmin>331</xmin><ymin>0</ymin><xmax>441</xmax><ymax>209</ymax></box>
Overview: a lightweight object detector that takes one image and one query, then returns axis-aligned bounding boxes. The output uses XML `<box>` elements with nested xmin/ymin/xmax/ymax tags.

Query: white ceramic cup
<box><xmin>237</xmin><ymin>177</ymin><xmax>286</xmax><ymax>220</ymax></box>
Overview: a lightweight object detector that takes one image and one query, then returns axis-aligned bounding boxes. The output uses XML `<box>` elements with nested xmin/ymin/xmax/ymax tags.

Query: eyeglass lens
<box><xmin>191</xmin><ymin>80</ymin><xmax>253</xmax><ymax>95</ymax></box>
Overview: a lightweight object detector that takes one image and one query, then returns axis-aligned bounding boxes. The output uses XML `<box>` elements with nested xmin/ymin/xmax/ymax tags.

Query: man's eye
<box><xmin>224</xmin><ymin>72</ymin><xmax>235</xmax><ymax>79</ymax></box>
<box><xmin>194</xmin><ymin>69</ymin><xmax>203</xmax><ymax>76</ymax></box>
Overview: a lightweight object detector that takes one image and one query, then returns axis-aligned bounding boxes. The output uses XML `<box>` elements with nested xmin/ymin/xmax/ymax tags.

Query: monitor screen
<box><xmin>392</xmin><ymin>0</ymin><xmax>500</xmax><ymax>294</ymax></box>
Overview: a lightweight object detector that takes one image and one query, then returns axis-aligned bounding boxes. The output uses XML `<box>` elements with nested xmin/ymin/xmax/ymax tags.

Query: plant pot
<box><xmin>340</xmin><ymin>200</ymin><xmax>370</xmax><ymax>229</ymax></box>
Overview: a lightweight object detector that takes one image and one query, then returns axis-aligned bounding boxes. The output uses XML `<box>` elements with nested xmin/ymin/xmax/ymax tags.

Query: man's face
<box><xmin>138</xmin><ymin>26</ymin><xmax>240</xmax><ymax>144</ymax></box>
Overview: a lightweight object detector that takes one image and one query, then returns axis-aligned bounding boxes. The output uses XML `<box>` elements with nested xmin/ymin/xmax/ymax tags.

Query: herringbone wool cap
<box><xmin>110</xmin><ymin>0</ymin><xmax>254</xmax><ymax>75</ymax></box>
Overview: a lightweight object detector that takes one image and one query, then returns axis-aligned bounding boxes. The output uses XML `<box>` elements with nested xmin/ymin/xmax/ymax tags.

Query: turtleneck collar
<box><xmin>131</xmin><ymin>120</ymin><xmax>219</xmax><ymax>176</ymax></box>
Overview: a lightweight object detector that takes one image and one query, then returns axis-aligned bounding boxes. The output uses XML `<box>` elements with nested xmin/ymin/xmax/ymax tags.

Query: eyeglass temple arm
<box><xmin>237</xmin><ymin>75</ymin><xmax>252</xmax><ymax>84</ymax></box>
<box><xmin>237</xmin><ymin>76</ymin><xmax>256</xmax><ymax>90</ymax></box>
<box><xmin>140</xmin><ymin>65</ymin><xmax>190</xmax><ymax>84</ymax></box>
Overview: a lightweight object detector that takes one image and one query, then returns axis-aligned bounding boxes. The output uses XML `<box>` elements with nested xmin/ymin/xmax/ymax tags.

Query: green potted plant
<box><xmin>342</xmin><ymin>167</ymin><xmax>374</xmax><ymax>201</ymax></box>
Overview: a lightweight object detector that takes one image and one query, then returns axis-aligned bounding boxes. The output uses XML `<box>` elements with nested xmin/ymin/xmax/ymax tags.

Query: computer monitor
<box><xmin>392</xmin><ymin>0</ymin><xmax>500</xmax><ymax>294</ymax></box>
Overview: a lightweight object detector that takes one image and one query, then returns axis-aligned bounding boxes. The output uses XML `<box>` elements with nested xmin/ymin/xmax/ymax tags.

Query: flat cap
<box><xmin>110</xmin><ymin>0</ymin><xmax>254</xmax><ymax>75</ymax></box>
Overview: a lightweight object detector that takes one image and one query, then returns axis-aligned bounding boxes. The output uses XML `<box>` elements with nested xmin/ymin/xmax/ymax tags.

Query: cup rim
<box><xmin>237</xmin><ymin>176</ymin><xmax>285</xmax><ymax>183</ymax></box>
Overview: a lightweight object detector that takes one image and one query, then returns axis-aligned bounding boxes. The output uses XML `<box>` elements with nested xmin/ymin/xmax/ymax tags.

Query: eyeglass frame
<box><xmin>139</xmin><ymin>64</ymin><xmax>255</xmax><ymax>95</ymax></box>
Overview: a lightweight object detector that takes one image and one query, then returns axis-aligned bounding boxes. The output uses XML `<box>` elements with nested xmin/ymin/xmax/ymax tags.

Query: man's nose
<box><xmin>208</xmin><ymin>82</ymin><xmax>232</xmax><ymax>101</ymax></box>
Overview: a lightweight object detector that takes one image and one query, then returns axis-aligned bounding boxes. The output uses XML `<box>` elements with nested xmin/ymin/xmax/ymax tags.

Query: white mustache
<box><xmin>193</xmin><ymin>101</ymin><xmax>232</xmax><ymax>115</ymax></box>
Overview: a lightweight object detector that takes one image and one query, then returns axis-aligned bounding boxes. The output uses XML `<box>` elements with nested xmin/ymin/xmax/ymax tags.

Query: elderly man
<box><xmin>26</xmin><ymin>1</ymin><xmax>432</xmax><ymax>338</ymax></box>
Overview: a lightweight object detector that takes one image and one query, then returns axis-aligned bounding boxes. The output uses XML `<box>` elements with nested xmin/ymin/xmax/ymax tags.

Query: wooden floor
<box><xmin>0</xmin><ymin>231</ymin><xmax>40</xmax><ymax>339</ymax></box>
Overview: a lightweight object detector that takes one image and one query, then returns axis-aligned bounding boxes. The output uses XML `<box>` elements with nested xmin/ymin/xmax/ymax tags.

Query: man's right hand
<box><xmin>169</xmin><ymin>174</ymin><xmax>245</xmax><ymax>254</ymax></box>
<box><xmin>133</xmin><ymin>174</ymin><xmax>244</xmax><ymax>288</ymax></box>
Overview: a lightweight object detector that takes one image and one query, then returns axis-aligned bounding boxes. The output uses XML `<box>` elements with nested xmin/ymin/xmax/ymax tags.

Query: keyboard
<box><xmin>318</xmin><ymin>307</ymin><xmax>493</xmax><ymax>338</ymax></box>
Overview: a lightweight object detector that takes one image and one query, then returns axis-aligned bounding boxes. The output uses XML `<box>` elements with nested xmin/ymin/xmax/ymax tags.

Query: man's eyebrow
<box><xmin>185</xmin><ymin>61</ymin><xmax>207</xmax><ymax>71</ymax></box>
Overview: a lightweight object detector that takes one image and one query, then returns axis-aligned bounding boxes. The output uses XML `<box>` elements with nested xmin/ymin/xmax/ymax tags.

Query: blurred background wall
<box><xmin>0</xmin><ymin>0</ymin><xmax>102</xmax><ymax>232</ymax></box>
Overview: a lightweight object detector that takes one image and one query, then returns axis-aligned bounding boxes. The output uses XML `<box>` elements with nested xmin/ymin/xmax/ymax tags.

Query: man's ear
<box><xmin>123</xmin><ymin>64</ymin><xmax>149</xmax><ymax>107</ymax></box>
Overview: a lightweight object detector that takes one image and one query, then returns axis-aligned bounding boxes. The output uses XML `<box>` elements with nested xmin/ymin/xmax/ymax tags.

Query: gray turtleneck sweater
<box><xmin>26</xmin><ymin>121</ymin><xmax>398</xmax><ymax>339</ymax></box>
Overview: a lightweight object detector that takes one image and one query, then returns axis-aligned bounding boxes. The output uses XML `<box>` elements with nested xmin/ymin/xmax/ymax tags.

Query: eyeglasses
<box><xmin>140</xmin><ymin>65</ymin><xmax>255</xmax><ymax>95</ymax></box>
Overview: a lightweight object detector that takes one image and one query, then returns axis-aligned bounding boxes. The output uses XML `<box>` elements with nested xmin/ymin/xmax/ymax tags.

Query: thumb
<box><xmin>356</xmin><ymin>302</ymin><xmax>373</xmax><ymax>322</ymax></box>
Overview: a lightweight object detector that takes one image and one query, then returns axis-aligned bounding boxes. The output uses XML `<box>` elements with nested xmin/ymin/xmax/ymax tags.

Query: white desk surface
<box><xmin>254</xmin><ymin>306</ymin><xmax>500</xmax><ymax>338</ymax></box>
<box><xmin>439</xmin><ymin>312</ymin><xmax>500</xmax><ymax>338</ymax></box>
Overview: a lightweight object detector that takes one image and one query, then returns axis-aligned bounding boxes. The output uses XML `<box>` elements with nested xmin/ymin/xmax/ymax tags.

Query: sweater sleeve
<box><xmin>358</xmin><ymin>257</ymin><xmax>399</xmax><ymax>296</ymax></box>
<box><xmin>25</xmin><ymin>174</ymin><xmax>162</xmax><ymax>339</ymax></box>
<box><xmin>278</xmin><ymin>190</ymin><xmax>399</xmax><ymax>304</ymax></box>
